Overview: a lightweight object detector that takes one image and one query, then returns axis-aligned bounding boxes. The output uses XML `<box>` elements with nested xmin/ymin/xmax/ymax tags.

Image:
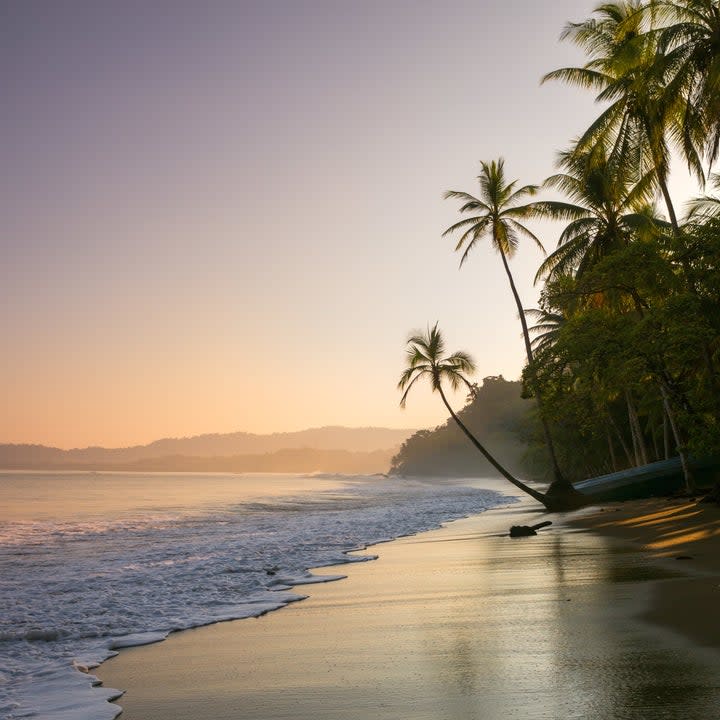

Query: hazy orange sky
<box><xmin>2</xmin><ymin>1</ymin><xmax>699</xmax><ymax>449</ymax></box>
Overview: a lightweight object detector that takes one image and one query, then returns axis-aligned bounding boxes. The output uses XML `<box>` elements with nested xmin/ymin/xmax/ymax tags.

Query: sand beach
<box><xmin>96</xmin><ymin>493</ymin><xmax>720</xmax><ymax>720</ymax></box>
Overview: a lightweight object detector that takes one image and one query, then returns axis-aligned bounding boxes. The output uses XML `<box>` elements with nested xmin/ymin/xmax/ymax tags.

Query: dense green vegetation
<box><xmin>398</xmin><ymin>1</ymin><xmax>720</xmax><ymax>503</ymax></box>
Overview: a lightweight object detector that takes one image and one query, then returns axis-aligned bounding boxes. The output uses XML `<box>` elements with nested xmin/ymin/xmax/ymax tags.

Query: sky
<box><xmin>1</xmin><ymin>0</ymin><xmax>702</xmax><ymax>449</ymax></box>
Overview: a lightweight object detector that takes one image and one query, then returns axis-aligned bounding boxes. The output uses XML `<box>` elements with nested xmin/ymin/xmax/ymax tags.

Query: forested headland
<box><xmin>390</xmin><ymin>376</ymin><xmax>534</xmax><ymax>478</ymax></box>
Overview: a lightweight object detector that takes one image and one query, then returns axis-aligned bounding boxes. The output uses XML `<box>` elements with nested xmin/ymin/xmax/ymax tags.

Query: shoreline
<box><xmin>96</xmin><ymin>494</ymin><xmax>720</xmax><ymax>719</ymax></box>
<box><xmin>3</xmin><ymin>473</ymin><xmax>513</xmax><ymax>720</ymax></box>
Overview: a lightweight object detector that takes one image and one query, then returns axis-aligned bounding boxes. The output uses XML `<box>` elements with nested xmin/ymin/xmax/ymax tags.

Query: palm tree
<box><xmin>534</xmin><ymin>145</ymin><xmax>663</xmax><ymax>284</ymax></box>
<box><xmin>443</xmin><ymin>159</ymin><xmax>544</xmax><ymax>366</ymax></box>
<box><xmin>543</xmin><ymin>1</ymin><xmax>702</xmax><ymax>236</ymax></box>
<box><xmin>398</xmin><ymin>323</ymin><xmax>550</xmax><ymax>506</ymax></box>
<box><xmin>653</xmin><ymin>0</ymin><xmax>720</xmax><ymax>167</ymax></box>
<box><xmin>443</xmin><ymin>159</ymin><xmax>581</xmax><ymax>499</ymax></box>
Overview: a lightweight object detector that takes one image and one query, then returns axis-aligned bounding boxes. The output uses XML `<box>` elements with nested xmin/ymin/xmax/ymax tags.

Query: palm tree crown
<box><xmin>526</xmin><ymin>306</ymin><xmax>568</xmax><ymax>357</ymax></box>
<box><xmin>443</xmin><ymin>158</ymin><xmax>546</xmax><ymax>367</ymax></box>
<box><xmin>543</xmin><ymin>1</ymin><xmax>702</xmax><ymax>232</ymax></box>
<box><xmin>443</xmin><ymin>158</ymin><xmax>544</xmax><ymax>267</ymax></box>
<box><xmin>398</xmin><ymin>323</ymin><xmax>475</xmax><ymax>408</ymax></box>
<box><xmin>535</xmin><ymin>145</ymin><xmax>662</xmax><ymax>283</ymax></box>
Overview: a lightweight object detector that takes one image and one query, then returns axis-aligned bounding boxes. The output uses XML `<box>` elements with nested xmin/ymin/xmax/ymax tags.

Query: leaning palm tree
<box><xmin>443</xmin><ymin>159</ymin><xmax>544</xmax><ymax>366</ymax></box>
<box><xmin>443</xmin><ymin>159</ymin><xmax>582</xmax><ymax>502</ymax></box>
<box><xmin>398</xmin><ymin>323</ymin><xmax>550</xmax><ymax>506</ymax></box>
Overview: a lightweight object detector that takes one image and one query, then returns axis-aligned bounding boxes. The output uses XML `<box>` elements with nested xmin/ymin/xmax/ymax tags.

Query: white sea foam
<box><xmin>0</xmin><ymin>473</ymin><xmax>516</xmax><ymax>719</ymax></box>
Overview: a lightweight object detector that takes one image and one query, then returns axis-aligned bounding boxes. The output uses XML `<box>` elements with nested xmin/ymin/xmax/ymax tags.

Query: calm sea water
<box><xmin>0</xmin><ymin>471</ymin><xmax>515</xmax><ymax>719</ymax></box>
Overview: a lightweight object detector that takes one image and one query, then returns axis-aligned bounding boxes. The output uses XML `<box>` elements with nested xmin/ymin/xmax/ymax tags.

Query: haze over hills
<box><xmin>0</xmin><ymin>427</ymin><xmax>418</xmax><ymax>474</ymax></box>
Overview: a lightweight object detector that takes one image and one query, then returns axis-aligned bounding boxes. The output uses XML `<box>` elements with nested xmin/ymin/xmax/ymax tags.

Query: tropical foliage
<box><xmin>400</xmin><ymin>1</ymin><xmax>720</xmax><ymax>502</ymax></box>
<box><xmin>523</xmin><ymin>0</ymin><xmax>720</xmax><ymax>493</ymax></box>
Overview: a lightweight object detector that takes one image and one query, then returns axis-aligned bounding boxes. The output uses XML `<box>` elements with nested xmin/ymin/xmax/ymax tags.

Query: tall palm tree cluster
<box><xmin>399</xmin><ymin>1</ymin><xmax>720</xmax><ymax>509</ymax></box>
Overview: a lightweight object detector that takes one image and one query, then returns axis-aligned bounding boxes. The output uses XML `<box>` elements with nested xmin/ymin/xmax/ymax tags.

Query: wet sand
<box><xmin>97</xmin><ymin>497</ymin><xmax>720</xmax><ymax>720</ymax></box>
<box><xmin>568</xmin><ymin>497</ymin><xmax>720</xmax><ymax>650</ymax></box>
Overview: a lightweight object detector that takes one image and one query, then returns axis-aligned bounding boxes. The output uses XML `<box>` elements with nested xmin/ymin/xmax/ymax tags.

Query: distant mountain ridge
<box><xmin>0</xmin><ymin>426</ymin><xmax>417</xmax><ymax>473</ymax></box>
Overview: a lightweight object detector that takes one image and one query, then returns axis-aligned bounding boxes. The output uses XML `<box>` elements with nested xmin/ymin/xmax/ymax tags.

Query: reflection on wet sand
<box><xmin>98</xmin><ymin>501</ymin><xmax>720</xmax><ymax>720</ymax></box>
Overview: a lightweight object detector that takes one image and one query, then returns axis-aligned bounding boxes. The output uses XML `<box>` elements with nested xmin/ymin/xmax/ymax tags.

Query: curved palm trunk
<box><xmin>437</xmin><ymin>385</ymin><xmax>548</xmax><ymax>506</ymax></box>
<box><xmin>497</xmin><ymin>248</ymin><xmax>573</xmax><ymax>490</ymax></box>
<box><xmin>498</xmin><ymin>248</ymin><xmax>535</xmax><ymax>364</ymax></box>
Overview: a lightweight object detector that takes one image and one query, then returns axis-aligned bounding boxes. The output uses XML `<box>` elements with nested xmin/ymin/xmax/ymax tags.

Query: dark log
<box><xmin>509</xmin><ymin>520</ymin><xmax>553</xmax><ymax>538</ymax></box>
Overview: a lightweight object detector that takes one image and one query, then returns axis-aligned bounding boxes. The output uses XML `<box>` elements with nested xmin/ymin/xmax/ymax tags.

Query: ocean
<box><xmin>0</xmin><ymin>471</ymin><xmax>516</xmax><ymax>719</ymax></box>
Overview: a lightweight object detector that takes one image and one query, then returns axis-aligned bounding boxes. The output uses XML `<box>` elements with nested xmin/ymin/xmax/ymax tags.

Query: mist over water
<box><xmin>0</xmin><ymin>471</ymin><xmax>515</xmax><ymax>719</ymax></box>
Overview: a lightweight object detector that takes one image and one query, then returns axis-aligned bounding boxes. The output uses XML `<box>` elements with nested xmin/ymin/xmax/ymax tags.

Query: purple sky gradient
<box><xmin>2</xmin><ymin>1</ymin><xmax>698</xmax><ymax>447</ymax></box>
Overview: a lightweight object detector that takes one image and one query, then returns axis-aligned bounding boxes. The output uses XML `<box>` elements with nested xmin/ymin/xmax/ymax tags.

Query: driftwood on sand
<box><xmin>509</xmin><ymin>520</ymin><xmax>553</xmax><ymax>537</ymax></box>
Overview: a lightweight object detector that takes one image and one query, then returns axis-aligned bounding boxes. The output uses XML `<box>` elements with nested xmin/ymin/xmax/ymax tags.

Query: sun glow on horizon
<box><xmin>4</xmin><ymin>0</ymin><xmax>647</xmax><ymax>449</ymax></box>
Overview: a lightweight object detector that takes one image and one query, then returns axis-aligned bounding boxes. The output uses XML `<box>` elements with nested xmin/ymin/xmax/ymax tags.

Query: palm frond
<box><xmin>441</xmin><ymin>216</ymin><xmax>487</xmax><ymax>238</ymax></box>
<box><xmin>501</xmin><ymin>200</ymin><xmax>541</xmax><ymax>219</ymax></box>
<box><xmin>533</xmin><ymin>199</ymin><xmax>589</xmax><ymax>222</ymax></box>
<box><xmin>443</xmin><ymin>190</ymin><xmax>488</xmax><ymax>211</ymax></box>
<box><xmin>398</xmin><ymin>371</ymin><xmax>426</xmax><ymax>408</ymax></box>
<box><xmin>446</xmin><ymin>350</ymin><xmax>476</xmax><ymax>374</ymax></box>
<box><xmin>505</xmin><ymin>218</ymin><xmax>546</xmax><ymax>254</ymax></box>
<box><xmin>505</xmin><ymin>183</ymin><xmax>540</xmax><ymax>205</ymax></box>
<box><xmin>541</xmin><ymin>66</ymin><xmax>611</xmax><ymax>90</ymax></box>
<box><xmin>574</xmin><ymin>100</ymin><xmax>626</xmax><ymax>154</ymax></box>
<box><xmin>686</xmin><ymin>186</ymin><xmax>720</xmax><ymax>219</ymax></box>
<box><xmin>458</xmin><ymin>232</ymin><xmax>481</xmax><ymax>267</ymax></box>
<box><xmin>398</xmin><ymin>324</ymin><xmax>475</xmax><ymax>407</ymax></box>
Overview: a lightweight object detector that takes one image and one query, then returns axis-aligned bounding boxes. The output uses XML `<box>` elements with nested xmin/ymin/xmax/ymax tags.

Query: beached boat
<box><xmin>574</xmin><ymin>456</ymin><xmax>720</xmax><ymax>502</ymax></box>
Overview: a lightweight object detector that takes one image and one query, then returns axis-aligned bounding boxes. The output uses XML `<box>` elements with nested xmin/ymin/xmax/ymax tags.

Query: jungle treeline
<box><xmin>396</xmin><ymin>2</ymin><xmax>720</xmax><ymax>490</ymax></box>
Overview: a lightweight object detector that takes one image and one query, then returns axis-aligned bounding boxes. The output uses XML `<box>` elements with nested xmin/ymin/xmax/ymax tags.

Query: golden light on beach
<box><xmin>97</xmin><ymin>502</ymin><xmax>720</xmax><ymax>720</ymax></box>
<box><xmin>5</xmin><ymin>1</ymin><xmax>720</xmax><ymax>719</ymax></box>
<box><xmin>614</xmin><ymin>503</ymin><xmax>701</xmax><ymax>527</ymax></box>
<box><xmin>581</xmin><ymin>501</ymin><xmax>720</xmax><ymax>555</ymax></box>
<box><xmin>647</xmin><ymin>525</ymin><xmax>720</xmax><ymax>550</ymax></box>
